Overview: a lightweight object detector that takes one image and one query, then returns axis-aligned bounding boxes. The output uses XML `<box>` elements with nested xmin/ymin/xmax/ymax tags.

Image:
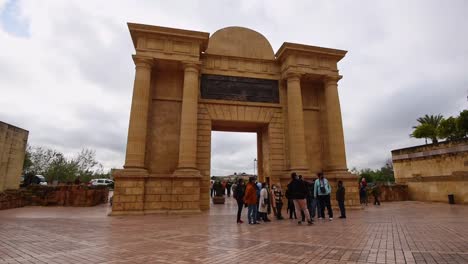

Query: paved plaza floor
<box><xmin>0</xmin><ymin>198</ymin><xmax>467</xmax><ymax>264</ymax></box>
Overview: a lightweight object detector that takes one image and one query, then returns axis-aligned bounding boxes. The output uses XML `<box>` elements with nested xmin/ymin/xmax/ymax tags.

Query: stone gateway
<box><xmin>111</xmin><ymin>23</ymin><xmax>358</xmax><ymax>215</ymax></box>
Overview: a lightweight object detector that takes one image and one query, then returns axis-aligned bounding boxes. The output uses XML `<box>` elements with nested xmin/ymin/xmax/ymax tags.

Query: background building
<box><xmin>0</xmin><ymin>121</ymin><xmax>29</xmax><ymax>192</ymax></box>
<box><xmin>392</xmin><ymin>139</ymin><xmax>468</xmax><ymax>204</ymax></box>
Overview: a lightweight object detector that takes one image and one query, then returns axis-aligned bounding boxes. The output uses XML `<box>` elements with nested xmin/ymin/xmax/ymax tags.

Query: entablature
<box><xmin>201</xmin><ymin>54</ymin><xmax>280</xmax><ymax>80</ymax></box>
<box><xmin>276</xmin><ymin>42</ymin><xmax>346</xmax><ymax>80</ymax></box>
<box><xmin>128</xmin><ymin>23</ymin><xmax>209</xmax><ymax>63</ymax></box>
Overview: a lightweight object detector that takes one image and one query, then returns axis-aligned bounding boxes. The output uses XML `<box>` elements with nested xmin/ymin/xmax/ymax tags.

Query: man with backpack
<box><xmin>314</xmin><ymin>172</ymin><xmax>333</xmax><ymax>221</ymax></box>
<box><xmin>287</xmin><ymin>172</ymin><xmax>313</xmax><ymax>225</ymax></box>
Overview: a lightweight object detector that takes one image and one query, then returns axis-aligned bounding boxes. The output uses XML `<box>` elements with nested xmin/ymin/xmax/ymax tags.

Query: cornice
<box><xmin>276</xmin><ymin>42</ymin><xmax>347</xmax><ymax>62</ymax></box>
<box><xmin>128</xmin><ymin>22</ymin><xmax>210</xmax><ymax>50</ymax></box>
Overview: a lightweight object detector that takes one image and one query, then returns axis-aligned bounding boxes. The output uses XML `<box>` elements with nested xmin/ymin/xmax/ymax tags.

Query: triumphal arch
<box><xmin>111</xmin><ymin>23</ymin><xmax>358</xmax><ymax>215</ymax></box>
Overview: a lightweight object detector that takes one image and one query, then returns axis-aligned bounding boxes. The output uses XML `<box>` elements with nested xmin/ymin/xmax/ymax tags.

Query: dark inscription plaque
<box><xmin>200</xmin><ymin>74</ymin><xmax>279</xmax><ymax>103</ymax></box>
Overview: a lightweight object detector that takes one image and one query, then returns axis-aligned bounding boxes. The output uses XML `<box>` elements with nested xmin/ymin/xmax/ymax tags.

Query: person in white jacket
<box><xmin>258</xmin><ymin>182</ymin><xmax>271</xmax><ymax>222</ymax></box>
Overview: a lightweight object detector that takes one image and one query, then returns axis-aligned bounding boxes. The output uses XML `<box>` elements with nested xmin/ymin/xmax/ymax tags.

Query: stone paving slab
<box><xmin>0</xmin><ymin>199</ymin><xmax>467</xmax><ymax>263</ymax></box>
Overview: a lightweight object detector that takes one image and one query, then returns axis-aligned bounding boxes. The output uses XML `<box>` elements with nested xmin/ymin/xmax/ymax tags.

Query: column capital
<box><xmin>182</xmin><ymin>61</ymin><xmax>201</xmax><ymax>73</ymax></box>
<box><xmin>132</xmin><ymin>55</ymin><xmax>154</xmax><ymax>69</ymax></box>
<box><xmin>285</xmin><ymin>71</ymin><xmax>302</xmax><ymax>82</ymax></box>
<box><xmin>323</xmin><ymin>75</ymin><xmax>342</xmax><ymax>85</ymax></box>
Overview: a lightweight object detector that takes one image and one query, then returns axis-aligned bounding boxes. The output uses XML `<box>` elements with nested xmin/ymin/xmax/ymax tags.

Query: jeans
<box><xmin>309</xmin><ymin>198</ymin><xmax>318</xmax><ymax>219</ymax></box>
<box><xmin>374</xmin><ymin>195</ymin><xmax>380</xmax><ymax>205</ymax></box>
<box><xmin>276</xmin><ymin>202</ymin><xmax>283</xmax><ymax>219</ymax></box>
<box><xmin>318</xmin><ymin>195</ymin><xmax>333</xmax><ymax>218</ymax></box>
<box><xmin>338</xmin><ymin>200</ymin><xmax>346</xmax><ymax>217</ymax></box>
<box><xmin>247</xmin><ymin>204</ymin><xmax>258</xmax><ymax>224</ymax></box>
<box><xmin>293</xmin><ymin>199</ymin><xmax>311</xmax><ymax>222</ymax></box>
<box><xmin>288</xmin><ymin>199</ymin><xmax>296</xmax><ymax>219</ymax></box>
<box><xmin>236</xmin><ymin>200</ymin><xmax>243</xmax><ymax>222</ymax></box>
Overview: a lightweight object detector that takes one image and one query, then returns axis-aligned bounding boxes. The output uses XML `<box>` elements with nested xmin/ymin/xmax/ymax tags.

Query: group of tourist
<box><xmin>232</xmin><ymin>172</ymin><xmax>347</xmax><ymax>225</ymax></box>
<box><xmin>359</xmin><ymin>177</ymin><xmax>381</xmax><ymax>206</ymax></box>
<box><xmin>210</xmin><ymin>180</ymin><xmax>234</xmax><ymax>197</ymax></box>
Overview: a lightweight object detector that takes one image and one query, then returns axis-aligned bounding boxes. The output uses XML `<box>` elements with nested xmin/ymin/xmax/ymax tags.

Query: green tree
<box><xmin>45</xmin><ymin>153</ymin><xmax>78</xmax><ymax>183</ymax></box>
<box><xmin>22</xmin><ymin>145</ymin><xmax>33</xmax><ymax>174</ymax></box>
<box><xmin>23</xmin><ymin>146</ymin><xmax>108</xmax><ymax>184</ymax></box>
<box><xmin>411</xmin><ymin>114</ymin><xmax>443</xmax><ymax>144</ymax></box>
<box><xmin>438</xmin><ymin>117</ymin><xmax>463</xmax><ymax>140</ymax></box>
<box><xmin>457</xmin><ymin>110</ymin><xmax>468</xmax><ymax>137</ymax></box>
<box><xmin>26</xmin><ymin>147</ymin><xmax>61</xmax><ymax>175</ymax></box>
<box><xmin>356</xmin><ymin>159</ymin><xmax>395</xmax><ymax>184</ymax></box>
<box><xmin>411</xmin><ymin>123</ymin><xmax>437</xmax><ymax>144</ymax></box>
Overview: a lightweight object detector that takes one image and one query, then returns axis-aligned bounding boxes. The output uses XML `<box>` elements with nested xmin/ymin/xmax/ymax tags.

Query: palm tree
<box><xmin>411</xmin><ymin>114</ymin><xmax>443</xmax><ymax>144</ymax></box>
<box><xmin>416</xmin><ymin>114</ymin><xmax>444</xmax><ymax>128</ymax></box>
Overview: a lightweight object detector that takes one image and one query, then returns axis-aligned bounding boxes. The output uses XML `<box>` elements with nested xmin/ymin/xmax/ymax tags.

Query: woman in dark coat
<box><xmin>234</xmin><ymin>178</ymin><xmax>246</xmax><ymax>223</ymax></box>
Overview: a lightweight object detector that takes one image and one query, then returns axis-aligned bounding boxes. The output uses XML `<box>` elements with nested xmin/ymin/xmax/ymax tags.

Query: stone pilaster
<box><xmin>124</xmin><ymin>56</ymin><xmax>153</xmax><ymax>169</ymax></box>
<box><xmin>323</xmin><ymin>75</ymin><xmax>348</xmax><ymax>173</ymax></box>
<box><xmin>173</xmin><ymin>62</ymin><xmax>201</xmax><ymax>177</ymax></box>
<box><xmin>286</xmin><ymin>73</ymin><xmax>310</xmax><ymax>176</ymax></box>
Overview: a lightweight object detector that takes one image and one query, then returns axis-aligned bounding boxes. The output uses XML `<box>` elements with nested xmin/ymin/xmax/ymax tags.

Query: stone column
<box><xmin>124</xmin><ymin>56</ymin><xmax>153</xmax><ymax>169</ymax></box>
<box><xmin>323</xmin><ymin>75</ymin><xmax>347</xmax><ymax>172</ymax></box>
<box><xmin>174</xmin><ymin>62</ymin><xmax>200</xmax><ymax>176</ymax></box>
<box><xmin>286</xmin><ymin>73</ymin><xmax>309</xmax><ymax>172</ymax></box>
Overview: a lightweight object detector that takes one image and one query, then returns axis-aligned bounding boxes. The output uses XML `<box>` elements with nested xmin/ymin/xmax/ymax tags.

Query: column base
<box><xmin>324</xmin><ymin>170</ymin><xmax>361</xmax><ymax>209</ymax></box>
<box><xmin>109</xmin><ymin>209</ymin><xmax>202</xmax><ymax>216</ymax></box>
<box><xmin>111</xmin><ymin>168</ymin><xmax>148</xmax><ymax>215</ymax></box>
<box><xmin>172</xmin><ymin>168</ymin><xmax>202</xmax><ymax>178</ymax></box>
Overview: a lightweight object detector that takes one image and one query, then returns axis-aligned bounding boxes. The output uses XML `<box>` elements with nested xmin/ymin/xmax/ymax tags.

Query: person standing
<box><xmin>285</xmin><ymin>187</ymin><xmax>297</xmax><ymax>219</ymax></box>
<box><xmin>210</xmin><ymin>180</ymin><xmax>214</xmax><ymax>197</ymax></box>
<box><xmin>372</xmin><ymin>184</ymin><xmax>381</xmax><ymax>206</ymax></box>
<box><xmin>336</xmin><ymin>180</ymin><xmax>346</xmax><ymax>219</ymax></box>
<box><xmin>271</xmin><ymin>184</ymin><xmax>285</xmax><ymax>220</ymax></box>
<box><xmin>360</xmin><ymin>177</ymin><xmax>368</xmax><ymax>206</ymax></box>
<box><xmin>288</xmin><ymin>172</ymin><xmax>313</xmax><ymax>225</ymax></box>
<box><xmin>233</xmin><ymin>179</ymin><xmax>245</xmax><ymax>223</ymax></box>
<box><xmin>314</xmin><ymin>172</ymin><xmax>333</xmax><ymax>221</ymax></box>
<box><xmin>307</xmin><ymin>178</ymin><xmax>319</xmax><ymax>220</ymax></box>
<box><xmin>244</xmin><ymin>177</ymin><xmax>259</xmax><ymax>224</ymax></box>
<box><xmin>310</xmin><ymin>174</ymin><xmax>325</xmax><ymax>219</ymax></box>
<box><xmin>258</xmin><ymin>182</ymin><xmax>271</xmax><ymax>222</ymax></box>
<box><xmin>270</xmin><ymin>184</ymin><xmax>277</xmax><ymax>217</ymax></box>
<box><xmin>226</xmin><ymin>180</ymin><xmax>233</xmax><ymax>197</ymax></box>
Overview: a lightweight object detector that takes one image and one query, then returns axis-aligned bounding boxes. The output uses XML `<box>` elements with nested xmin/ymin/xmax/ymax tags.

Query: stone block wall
<box><xmin>407</xmin><ymin>178</ymin><xmax>468</xmax><ymax>204</ymax></box>
<box><xmin>379</xmin><ymin>184</ymin><xmax>409</xmax><ymax>202</ymax></box>
<box><xmin>112</xmin><ymin>177</ymin><xmax>145</xmax><ymax>213</ymax></box>
<box><xmin>0</xmin><ymin>185</ymin><xmax>109</xmax><ymax>210</ymax></box>
<box><xmin>0</xmin><ymin>122</ymin><xmax>28</xmax><ymax>192</ymax></box>
<box><xmin>112</xmin><ymin>175</ymin><xmax>201</xmax><ymax>214</ymax></box>
<box><xmin>392</xmin><ymin>139</ymin><xmax>468</xmax><ymax>204</ymax></box>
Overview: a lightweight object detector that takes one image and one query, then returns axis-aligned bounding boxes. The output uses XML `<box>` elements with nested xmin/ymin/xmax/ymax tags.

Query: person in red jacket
<box><xmin>244</xmin><ymin>177</ymin><xmax>259</xmax><ymax>224</ymax></box>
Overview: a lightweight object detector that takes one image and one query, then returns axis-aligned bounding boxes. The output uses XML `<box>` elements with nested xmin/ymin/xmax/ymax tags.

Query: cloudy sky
<box><xmin>1</xmin><ymin>0</ymin><xmax>467</xmax><ymax>175</ymax></box>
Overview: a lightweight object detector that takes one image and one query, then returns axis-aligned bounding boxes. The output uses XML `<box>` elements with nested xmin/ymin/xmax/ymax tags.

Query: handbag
<box><xmin>320</xmin><ymin>186</ymin><xmax>326</xmax><ymax>193</ymax></box>
<box><xmin>319</xmin><ymin>180</ymin><xmax>326</xmax><ymax>193</ymax></box>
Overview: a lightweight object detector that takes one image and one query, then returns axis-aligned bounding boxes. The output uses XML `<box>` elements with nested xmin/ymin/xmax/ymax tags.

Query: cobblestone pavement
<box><xmin>1</xmin><ymin>199</ymin><xmax>467</xmax><ymax>264</ymax></box>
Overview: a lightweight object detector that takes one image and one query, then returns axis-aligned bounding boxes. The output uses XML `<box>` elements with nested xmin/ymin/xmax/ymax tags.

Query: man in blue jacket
<box><xmin>314</xmin><ymin>172</ymin><xmax>333</xmax><ymax>221</ymax></box>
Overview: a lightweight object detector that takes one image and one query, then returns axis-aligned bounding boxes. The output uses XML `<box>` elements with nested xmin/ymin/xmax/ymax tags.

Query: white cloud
<box><xmin>0</xmin><ymin>0</ymin><xmax>466</xmax><ymax>175</ymax></box>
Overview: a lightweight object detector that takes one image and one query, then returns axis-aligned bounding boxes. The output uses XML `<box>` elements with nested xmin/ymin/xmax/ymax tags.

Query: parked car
<box><xmin>34</xmin><ymin>175</ymin><xmax>48</xmax><ymax>186</ymax></box>
<box><xmin>20</xmin><ymin>174</ymin><xmax>47</xmax><ymax>187</ymax></box>
<box><xmin>89</xmin><ymin>179</ymin><xmax>114</xmax><ymax>188</ymax></box>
